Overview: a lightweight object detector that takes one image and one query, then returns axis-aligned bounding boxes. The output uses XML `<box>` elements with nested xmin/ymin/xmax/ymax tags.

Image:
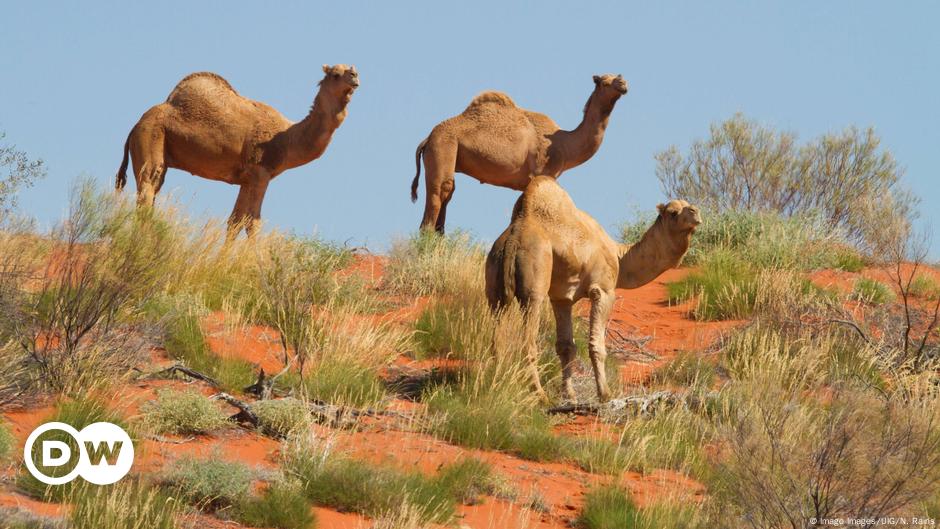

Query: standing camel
<box><xmin>411</xmin><ymin>74</ymin><xmax>628</xmax><ymax>232</ymax></box>
<box><xmin>486</xmin><ymin>177</ymin><xmax>700</xmax><ymax>402</ymax></box>
<box><xmin>116</xmin><ymin>65</ymin><xmax>359</xmax><ymax>236</ymax></box>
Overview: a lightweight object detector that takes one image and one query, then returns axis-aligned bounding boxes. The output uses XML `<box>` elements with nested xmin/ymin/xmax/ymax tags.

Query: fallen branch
<box><xmin>827</xmin><ymin>319</ymin><xmax>872</xmax><ymax>345</ymax></box>
<box><xmin>548</xmin><ymin>389</ymin><xmax>719</xmax><ymax>417</ymax></box>
<box><xmin>143</xmin><ymin>363</ymin><xmax>221</xmax><ymax>388</ymax></box>
<box><xmin>212</xmin><ymin>392</ymin><xmax>259</xmax><ymax>427</ymax></box>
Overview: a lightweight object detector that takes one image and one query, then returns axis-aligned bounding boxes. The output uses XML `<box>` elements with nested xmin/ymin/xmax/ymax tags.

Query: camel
<box><xmin>485</xmin><ymin>177</ymin><xmax>701</xmax><ymax>402</ymax></box>
<box><xmin>115</xmin><ymin>65</ymin><xmax>359</xmax><ymax>236</ymax></box>
<box><xmin>410</xmin><ymin>74</ymin><xmax>628</xmax><ymax>233</ymax></box>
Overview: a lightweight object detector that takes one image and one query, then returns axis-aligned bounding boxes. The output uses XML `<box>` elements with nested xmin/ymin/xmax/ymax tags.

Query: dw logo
<box><xmin>23</xmin><ymin>422</ymin><xmax>134</xmax><ymax>485</ymax></box>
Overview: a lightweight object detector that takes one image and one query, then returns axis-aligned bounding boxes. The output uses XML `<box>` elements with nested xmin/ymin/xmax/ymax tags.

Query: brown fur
<box><xmin>411</xmin><ymin>74</ymin><xmax>628</xmax><ymax>233</ymax></box>
<box><xmin>116</xmin><ymin>65</ymin><xmax>359</xmax><ymax>237</ymax></box>
<box><xmin>485</xmin><ymin>177</ymin><xmax>701</xmax><ymax>402</ymax></box>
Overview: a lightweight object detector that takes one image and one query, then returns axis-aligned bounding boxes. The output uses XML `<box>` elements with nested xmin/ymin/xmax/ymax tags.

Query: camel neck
<box><xmin>615</xmin><ymin>217</ymin><xmax>691</xmax><ymax>289</ymax></box>
<box><xmin>282</xmin><ymin>90</ymin><xmax>349</xmax><ymax>169</ymax></box>
<box><xmin>558</xmin><ymin>91</ymin><xmax>616</xmax><ymax>170</ymax></box>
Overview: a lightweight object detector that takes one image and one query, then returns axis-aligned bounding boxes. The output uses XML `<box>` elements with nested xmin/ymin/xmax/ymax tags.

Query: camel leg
<box><xmin>587</xmin><ymin>286</ymin><xmax>614</xmax><ymax>402</ymax></box>
<box><xmin>227</xmin><ymin>170</ymin><xmax>270</xmax><ymax>239</ymax></box>
<box><xmin>552</xmin><ymin>300</ymin><xmax>578</xmax><ymax>401</ymax></box>
<box><xmin>128</xmin><ymin>125</ymin><xmax>166</xmax><ymax>209</ymax></box>
<box><xmin>434</xmin><ymin>179</ymin><xmax>455</xmax><ymax>234</ymax></box>
<box><xmin>521</xmin><ymin>297</ymin><xmax>549</xmax><ymax>403</ymax></box>
<box><xmin>420</xmin><ymin>138</ymin><xmax>457</xmax><ymax>232</ymax></box>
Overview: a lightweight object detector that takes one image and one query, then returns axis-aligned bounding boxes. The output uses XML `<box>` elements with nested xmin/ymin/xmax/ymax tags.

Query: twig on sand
<box><xmin>606</xmin><ymin>327</ymin><xmax>659</xmax><ymax>362</ymax></box>
<box><xmin>212</xmin><ymin>392</ymin><xmax>260</xmax><ymax>427</ymax></box>
<box><xmin>141</xmin><ymin>363</ymin><xmax>221</xmax><ymax>388</ymax></box>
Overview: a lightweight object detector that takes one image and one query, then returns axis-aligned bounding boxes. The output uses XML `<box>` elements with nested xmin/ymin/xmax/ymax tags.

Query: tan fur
<box><xmin>411</xmin><ymin>74</ymin><xmax>628</xmax><ymax>233</ymax></box>
<box><xmin>485</xmin><ymin>177</ymin><xmax>701</xmax><ymax>402</ymax></box>
<box><xmin>116</xmin><ymin>65</ymin><xmax>359</xmax><ymax>237</ymax></box>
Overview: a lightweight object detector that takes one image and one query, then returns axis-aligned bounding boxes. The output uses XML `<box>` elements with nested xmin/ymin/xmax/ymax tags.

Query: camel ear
<box><xmin>656</xmin><ymin>203</ymin><xmax>666</xmax><ymax>215</ymax></box>
<box><xmin>593</xmin><ymin>75</ymin><xmax>602</xmax><ymax>84</ymax></box>
<box><xmin>322</xmin><ymin>64</ymin><xmax>331</xmax><ymax>74</ymax></box>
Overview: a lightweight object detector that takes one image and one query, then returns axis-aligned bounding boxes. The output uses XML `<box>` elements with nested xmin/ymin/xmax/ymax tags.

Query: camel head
<box><xmin>592</xmin><ymin>74</ymin><xmax>628</xmax><ymax>97</ymax></box>
<box><xmin>320</xmin><ymin>64</ymin><xmax>360</xmax><ymax>102</ymax></box>
<box><xmin>656</xmin><ymin>200</ymin><xmax>702</xmax><ymax>234</ymax></box>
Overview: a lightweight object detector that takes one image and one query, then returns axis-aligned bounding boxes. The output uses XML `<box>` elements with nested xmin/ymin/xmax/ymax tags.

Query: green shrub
<box><xmin>667</xmin><ymin>250</ymin><xmax>758</xmax><ymax>320</ymax></box>
<box><xmin>286</xmin><ymin>450</ymin><xmax>454</xmax><ymax>523</ymax></box>
<box><xmin>298</xmin><ymin>361</ymin><xmax>386</xmax><ymax>408</ymax></box>
<box><xmin>566</xmin><ymin>437</ymin><xmax>630</xmax><ymax>475</ymax></box>
<box><xmin>236</xmin><ymin>478</ymin><xmax>316</xmax><ymax>529</ymax></box>
<box><xmin>577</xmin><ymin>486</ymin><xmax>640</xmax><ymax>529</ymax></box>
<box><xmin>433</xmin><ymin>458</ymin><xmax>513</xmax><ymax>504</ymax></box>
<box><xmin>909</xmin><ymin>274</ymin><xmax>940</xmax><ymax>300</ymax></box>
<box><xmin>251</xmin><ymin>398</ymin><xmax>311</xmax><ymax>438</ymax></box>
<box><xmin>384</xmin><ymin>230</ymin><xmax>485</xmax><ymax>297</ymax></box>
<box><xmin>852</xmin><ymin>278</ymin><xmax>895</xmax><ymax>304</ymax></box>
<box><xmin>162</xmin><ymin>455</ymin><xmax>253</xmax><ymax>511</ymax></box>
<box><xmin>141</xmin><ymin>388</ymin><xmax>230</xmax><ymax>435</ymax></box>
<box><xmin>69</xmin><ymin>480</ymin><xmax>178</xmax><ymax>529</ymax></box>
<box><xmin>577</xmin><ymin>486</ymin><xmax>702</xmax><ymax>529</ymax></box>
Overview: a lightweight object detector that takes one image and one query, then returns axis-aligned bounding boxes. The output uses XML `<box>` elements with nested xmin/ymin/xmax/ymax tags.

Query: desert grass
<box><xmin>68</xmin><ymin>480</ymin><xmax>179</xmax><ymax>529</ymax></box>
<box><xmin>852</xmin><ymin>277</ymin><xmax>896</xmax><ymax>304</ymax></box>
<box><xmin>161</xmin><ymin>454</ymin><xmax>254</xmax><ymax>512</ymax></box>
<box><xmin>250</xmin><ymin>397</ymin><xmax>312</xmax><ymax>438</ymax></box>
<box><xmin>384</xmin><ymin>230</ymin><xmax>485</xmax><ymax>297</ymax></box>
<box><xmin>909</xmin><ymin>273</ymin><xmax>940</xmax><ymax>299</ymax></box>
<box><xmin>705</xmin><ymin>322</ymin><xmax>940</xmax><ymax>526</ymax></box>
<box><xmin>282</xmin><ymin>435</ymin><xmax>455</xmax><ymax>523</ymax></box>
<box><xmin>140</xmin><ymin>388</ymin><xmax>230</xmax><ymax>435</ymax></box>
<box><xmin>235</xmin><ymin>477</ymin><xmax>316</xmax><ymax>529</ymax></box>
<box><xmin>577</xmin><ymin>486</ymin><xmax>703</xmax><ymax>529</ymax></box>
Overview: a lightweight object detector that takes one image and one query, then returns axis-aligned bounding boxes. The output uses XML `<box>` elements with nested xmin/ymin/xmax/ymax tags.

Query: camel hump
<box><xmin>464</xmin><ymin>91</ymin><xmax>517</xmax><ymax>111</ymax></box>
<box><xmin>168</xmin><ymin>72</ymin><xmax>239</xmax><ymax>99</ymax></box>
<box><xmin>517</xmin><ymin>177</ymin><xmax>574</xmax><ymax>220</ymax></box>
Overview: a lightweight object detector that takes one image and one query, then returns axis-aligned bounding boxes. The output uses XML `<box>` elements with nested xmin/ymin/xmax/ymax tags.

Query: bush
<box><xmin>141</xmin><ymin>388</ymin><xmax>230</xmax><ymax>435</ymax></box>
<box><xmin>433</xmin><ymin>458</ymin><xmax>513</xmax><ymax>504</ymax></box>
<box><xmin>577</xmin><ymin>486</ymin><xmax>702</xmax><ymax>529</ymax></box>
<box><xmin>667</xmin><ymin>250</ymin><xmax>758</xmax><ymax>320</ymax></box>
<box><xmin>297</xmin><ymin>360</ymin><xmax>387</xmax><ymax>408</ymax></box>
<box><xmin>650</xmin><ymin>352</ymin><xmax>716</xmax><ymax>389</ymax></box>
<box><xmin>655</xmin><ymin>113</ymin><xmax>915</xmax><ymax>249</ymax></box>
<box><xmin>69</xmin><ymin>480</ymin><xmax>178</xmax><ymax>529</ymax></box>
<box><xmin>0</xmin><ymin>179</ymin><xmax>173</xmax><ymax>393</ymax></box>
<box><xmin>384</xmin><ymin>230</ymin><xmax>485</xmax><ymax>297</ymax></box>
<box><xmin>161</xmin><ymin>455</ymin><xmax>253</xmax><ymax>511</ymax></box>
<box><xmin>0</xmin><ymin>131</ymin><xmax>46</xmax><ymax>217</ymax></box>
<box><xmin>709</xmin><ymin>327</ymin><xmax>940</xmax><ymax>527</ymax></box>
<box><xmin>235</xmin><ymin>478</ymin><xmax>316</xmax><ymax>529</ymax></box>
<box><xmin>909</xmin><ymin>273</ymin><xmax>940</xmax><ymax>300</ymax></box>
<box><xmin>250</xmin><ymin>398</ymin><xmax>311</xmax><ymax>438</ymax></box>
<box><xmin>285</xmin><ymin>446</ymin><xmax>455</xmax><ymax>523</ymax></box>
<box><xmin>852</xmin><ymin>277</ymin><xmax>895</xmax><ymax>304</ymax></box>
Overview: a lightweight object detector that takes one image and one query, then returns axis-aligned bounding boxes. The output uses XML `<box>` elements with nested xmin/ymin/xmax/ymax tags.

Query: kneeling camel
<box><xmin>485</xmin><ymin>177</ymin><xmax>701</xmax><ymax>402</ymax></box>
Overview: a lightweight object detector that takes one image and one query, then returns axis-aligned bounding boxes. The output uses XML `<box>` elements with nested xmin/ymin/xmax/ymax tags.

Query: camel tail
<box><xmin>485</xmin><ymin>237</ymin><xmax>518</xmax><ymax>312</ymax></box>
<box><xmin>411</xmin><ymin>136</ymin><xmax>429</xmax><ymax>203</ymax></box>
<box><xmin>115</xmin><ymin>131</ymin><xmax>131</xmax><ymax>192</ymax></box>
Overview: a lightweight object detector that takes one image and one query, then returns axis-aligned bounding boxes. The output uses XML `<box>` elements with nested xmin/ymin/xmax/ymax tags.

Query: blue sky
<box><xmin>2</xmin><ymin>1</ymin><xmax>938</xmax><ymax>251</ymax></box>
